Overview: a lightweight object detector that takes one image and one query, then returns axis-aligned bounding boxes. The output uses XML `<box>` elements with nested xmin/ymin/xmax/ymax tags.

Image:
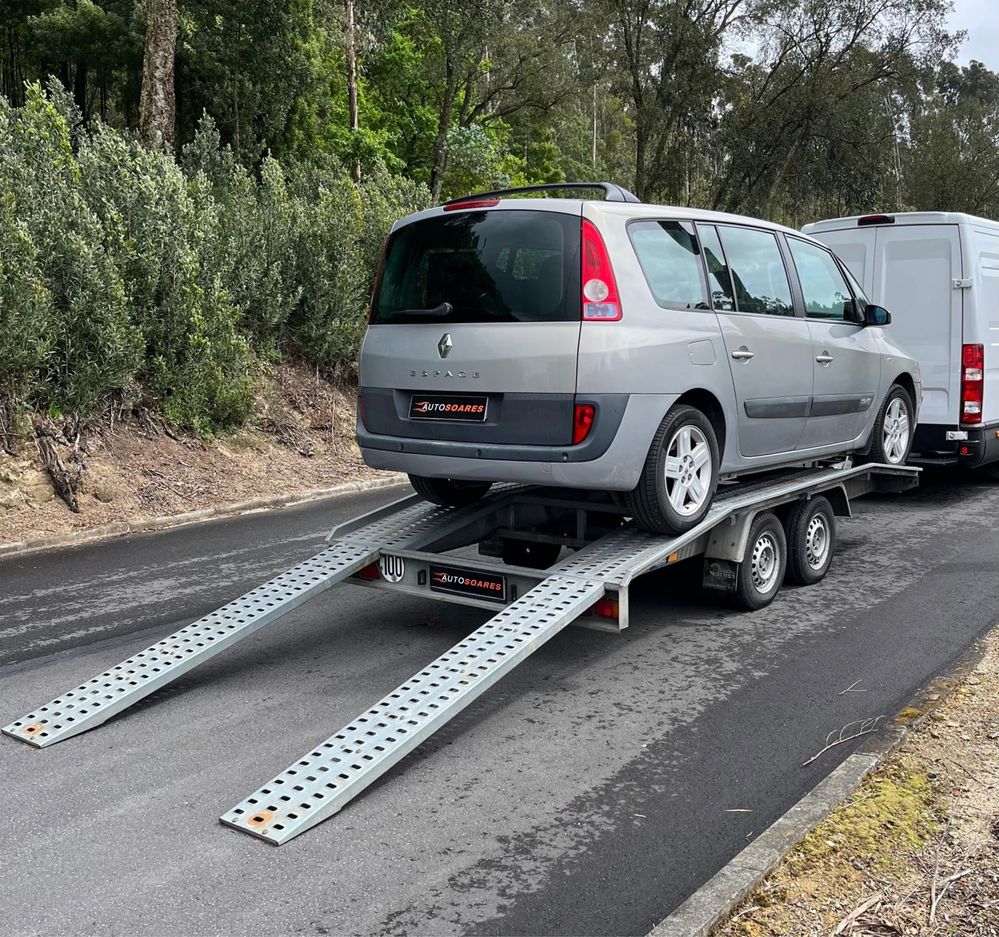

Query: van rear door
<box><xmin>871</xmin><ymin>225</ymin><xmax>962</xmax><ymax>426</ymax></box>
<box><xmin>361</xmin><ymin>206</ymin><xmax>582</xmax><ymax>445</ymax></box>
<box><xmin>813</xmin><ymin>224</ymin><xmax>962</xmax><ymax>427</ymax></box>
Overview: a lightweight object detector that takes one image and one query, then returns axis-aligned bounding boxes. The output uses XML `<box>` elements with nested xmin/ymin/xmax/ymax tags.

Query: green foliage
<box><xmin>0</xmin><ymin>88</ymin><xmax>427</xmax><ymax>433</ymax></box>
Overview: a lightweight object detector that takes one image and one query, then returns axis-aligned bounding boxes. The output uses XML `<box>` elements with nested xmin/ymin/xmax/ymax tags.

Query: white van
<box><xmin>803</xmin><ymin>212</ymin><xmax>999</xmax><ymax>466</ymax></box>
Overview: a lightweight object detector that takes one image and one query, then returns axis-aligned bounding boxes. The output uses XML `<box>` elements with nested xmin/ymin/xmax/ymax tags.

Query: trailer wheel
<box><xmin>732</xmin><ymin>512</ymin><xmax>786</xmax><ymax>611</ymax></box>
<box><xmin>784</xmin><ymin>496</ymin><xmax>836</xmax><ymax>586</ymax></box>
<box><xmin>500</xmin><ymin>539</ymin><xmax>562</xmax><ymax>570</ymax></box>
<box><xmin>408</xmin><ymin>474</ymin><xmax>492</xmax><ymax>507</ymax></box>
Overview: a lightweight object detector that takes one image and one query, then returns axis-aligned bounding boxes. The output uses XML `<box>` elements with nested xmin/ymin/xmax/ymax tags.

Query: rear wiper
<box><xmin>397</xmin><ymin>302</ymin><xmax>453</xmax><ymax>318</ymax></box>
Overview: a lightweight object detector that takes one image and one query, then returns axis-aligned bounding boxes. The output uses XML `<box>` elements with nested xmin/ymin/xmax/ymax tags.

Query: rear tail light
<box><xmin>357</xmin><ymin>394</ymin><xmax>368</xmax><ymax>430</ymax></box>
<box><xmin>581</xmin><ymin>219</ymin><xmax>621</xmax><ymax>321</ymax></box>
<box><xmin>586</xmin><ymin>596</ymin><xmax>620</xmax><ymax>620</ymax></box>
<box><xmin>961</xmin><ymin>344</ymin><xmax>984</xmax><ymax>424</ymax></box>
<box><xmin>858</xmin><ymin>214</ymin><xmax>895</xmax><ymax>226</ymax></box>
<box><xmin>358</xmin><ymin>562</ymin><xmax>381</xmax><ymax>580</ymax></box>
<box><xmin>572</xmin><ymin>404</ymin><xmax>595</xmax><ymax>445</ymax></box>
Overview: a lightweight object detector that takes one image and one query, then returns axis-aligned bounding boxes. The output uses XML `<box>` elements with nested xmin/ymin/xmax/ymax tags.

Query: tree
<box><xmin>139</xmin><ymin>0</ymin><xmax>178</xmax><ymax>147</ymax></box>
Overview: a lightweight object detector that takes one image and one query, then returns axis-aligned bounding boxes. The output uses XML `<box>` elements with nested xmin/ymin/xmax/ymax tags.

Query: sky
<box><xmin>949</xmin><ymin>0</ymin><xmax>999</xmax><ymax>69</ymax></box>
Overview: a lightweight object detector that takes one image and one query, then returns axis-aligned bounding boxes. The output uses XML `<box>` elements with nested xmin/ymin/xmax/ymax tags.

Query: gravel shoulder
<box><xmin>714</xmin><ymin>628</ymin><xmax>999</xmax><ymax>937</ymax></box>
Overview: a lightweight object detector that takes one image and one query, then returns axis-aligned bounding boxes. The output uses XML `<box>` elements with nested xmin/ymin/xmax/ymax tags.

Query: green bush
<box><xmin>0</xmin><ymin>87</ymin><xmax>429</xmax><ymax>436</ymax></box>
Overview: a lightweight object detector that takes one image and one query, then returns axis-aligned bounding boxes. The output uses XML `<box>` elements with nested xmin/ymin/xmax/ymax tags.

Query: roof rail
<box><xmin>443</xmin><ymin>182</ymin><xmax>641</xmax><ymax>205</ymax></box>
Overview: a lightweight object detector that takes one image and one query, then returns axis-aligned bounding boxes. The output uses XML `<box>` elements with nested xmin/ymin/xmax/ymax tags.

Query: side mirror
<box><xmin>864</xmin><ymin>304</ymin><xmax>891</xmax><ymax>327</ymax></box>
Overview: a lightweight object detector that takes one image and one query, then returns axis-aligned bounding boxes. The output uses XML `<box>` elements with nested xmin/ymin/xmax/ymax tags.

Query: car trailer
<box><xmin>3</xmin><ymin>460</ymin><xmax>917</xmax><ymax>845</ymax></box>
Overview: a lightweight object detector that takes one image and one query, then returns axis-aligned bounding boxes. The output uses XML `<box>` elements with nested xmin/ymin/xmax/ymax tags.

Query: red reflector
<box><xmin>357</xmin><ymin>394</ymin><xmax>368</xmax><ymax>430</ymax></box>
<box><xmin>857</xmin><ymin>214</ymin><xmax>895</xmax><ymax>226</ymax></box>
<box><xmin>358</xmin><ymin>562</ymin><xmax>380</xmax><ymax>580</ymax></box>
<box><xmin>572</xmin><ymin>404</ymin><xmax>595</xmax><ymax>445</ymax></box>
<box><xmin>961</xmin><ymin>344</ymin><xmax>984</xmax><ymax>424</ymax></box>
<box><xmin>588</xmin><ymin>597</ymin><xmax>619</xmax><ymax>619</ymax></box>
<box><xmin>581</xmin><ymin>218</ymin><xmax>621</xmax><ymax>321</ymax></box>
<box><xmin>442</xmin><ymin>198</ymin><xmax>500</xmax><ymax>211</ymax></box>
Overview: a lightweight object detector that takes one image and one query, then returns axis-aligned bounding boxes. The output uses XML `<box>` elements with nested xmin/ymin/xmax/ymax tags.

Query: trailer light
<box><xmin>588</xmin><ymin>597</ymin><xmax>619</xmax><ymax>619</ymax></box>
<box><xmin>961</xmin><ymin>344</ymin><xmax>984</xmax><ymax>424</ymax></box>
<box><xmin>358</xmin><ymin>563</ymin><xmax>381</xmax><ymax>580</ymax></box>
<box><xmin>572</xmin><ymin>404</ymin><xmax>595</xmax><ymax>444</ymax></box>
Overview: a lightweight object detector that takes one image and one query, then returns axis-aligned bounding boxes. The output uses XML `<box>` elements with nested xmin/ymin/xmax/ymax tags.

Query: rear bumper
<box><xmin>912</xmin><ymin>422</ymin><xmax>999</xmax><ymax>468</ymax></box>
<box><xmin>359</xmin><ymin>393</ymin><xmax>680</xmax><ymax>490</ymax></box>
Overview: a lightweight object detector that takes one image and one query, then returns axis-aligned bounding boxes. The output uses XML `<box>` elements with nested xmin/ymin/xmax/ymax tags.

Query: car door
<box><xmin>786</xmin><ymin>236</ymin><xmax>881</xmax><ymax>448</ymax></box>
<box><xmin>701</xmin><ymin>224</ymin><xmax>813</xmax><ymax>458</ymax></box>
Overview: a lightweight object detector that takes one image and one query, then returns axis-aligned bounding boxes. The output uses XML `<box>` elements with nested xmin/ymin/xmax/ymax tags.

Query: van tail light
<box><xmin>572</xmin><ymin>403</ymin><xmax>595</xmax><ymax>444</ymax></box>
<box><xmin>581</xmin><ymin>219</ymin><xmax>621</xmax><ymax>321</ymax></box>
<box><xmin>961</xmin><ymin>344</ymin><xmax>984</xmax><ymax>424</ymax></box>
<box><xmin>357</xmin><ymin>393</ymin><xmax>368</xmax><ymax>430</ymax></box>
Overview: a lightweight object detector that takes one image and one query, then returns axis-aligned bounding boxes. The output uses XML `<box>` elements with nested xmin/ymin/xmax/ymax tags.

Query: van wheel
<box><xmin>732</xmin><ymin>512</ymin><xmax>786</xmax><ymax>610</ymax></box>
<box><xmin>625</xmin><ymin>404</ymin><xmax>720</xmax><ymax>535</ymax></box>
<box><xmin>784</xmin><ymin>496</ymin><xmax>836</xmax><ymax>586</ymax></box>
<box><xmin>408</xmin><ymin>475</ymin><xmax>492</xmax><ymax>507</ymax></box>
<box><xmin>863</xmin><ymin>385</ymin><xmax>913</xmax><ymax>466</ymax></box>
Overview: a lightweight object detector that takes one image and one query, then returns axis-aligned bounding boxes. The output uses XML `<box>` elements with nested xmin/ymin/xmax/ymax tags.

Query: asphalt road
<box><xmin>2</xmin><ymin>470</ymin><xmax>998</xmax><ymax>936</ymax></box>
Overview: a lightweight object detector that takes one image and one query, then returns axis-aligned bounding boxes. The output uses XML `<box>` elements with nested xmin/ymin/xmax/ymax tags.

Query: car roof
<box><xmin>804</xmin><ymin>211</ymin><xmax>999</xmax><ymax>233</ymax></box>
<box><xmin>393</xmin><ymin>198</ymin><xmax>813</xmax><ymax>242</ymax></box>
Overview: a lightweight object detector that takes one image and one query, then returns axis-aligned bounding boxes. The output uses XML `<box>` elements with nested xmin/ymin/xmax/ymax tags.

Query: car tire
<box><xmin>861</xmin><ymin>384</ymin><xmax>914</xmax><ymax>466</ymax></box>
<box><xmin>784</xmin><ymin>496</ymin><xmax>836</xmax><ymax>586</ymax></box>
<box><xmin>408</xmin><ymin>474</ymin><xmax>492</xmax><ymax>507</ymax></box>
<box><xmin>625</xmin><ymin>404</ymin><xmax>720</xmax><ymax>535</ymax></box>
<box><xmin>732</xmin><ymin>512</ymin><xmax>787</xmax><ymax>610</ymax></box>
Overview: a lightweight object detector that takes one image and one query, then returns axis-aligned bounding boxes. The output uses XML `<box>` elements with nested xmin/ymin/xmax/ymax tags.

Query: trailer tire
<box><xmin>732</xmin><ymin>512</ymin><xmax>786</xmax><ymax>611</ymax></box>
<box><xmin>784</xmin><ymin>496</ymin><xmax>836</xmax><ymax>586</ymax></box>
<box><xmin>625</xmin><ymin>404</ymin><xmax>719</xmax><ymax>535</ymax></box>
<box><xmin>408</xmin><ymin>474</ymin><xmax>492</xmax><ymax>507</ymax></box>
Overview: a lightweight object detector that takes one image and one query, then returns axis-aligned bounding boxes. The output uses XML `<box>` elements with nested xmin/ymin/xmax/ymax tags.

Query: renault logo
<box><xmin>438</xmin><ymin>333</ymin><xmax>453</xmax><ymax>359</ymax></box>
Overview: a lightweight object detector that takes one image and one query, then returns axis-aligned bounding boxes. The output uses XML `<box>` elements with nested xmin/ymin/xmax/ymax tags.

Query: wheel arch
<box><xmin>676</xmin><ymin>388</ymin><xmax>727</xmax><ymax>458</ymax></box>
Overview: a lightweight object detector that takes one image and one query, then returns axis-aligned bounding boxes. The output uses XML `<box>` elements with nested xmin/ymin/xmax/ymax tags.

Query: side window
<box><xmin>716</xmin><ymin>226</ymin><xmax>795</xmax><ymax>317</ymax></box>
<box><xmin>787</xmin><ymin>237</ymin><xmax>857</xmax><ymax>322</ymax></box>
<box><xmin>697</xmin><ymin>224</ymin><xmax>735</xmax><ymax>311</ymax></box>
<box><xmin>628</xmin><ymin>220</ymin><xmax>707</xmax><ymax>309</ymax></box>
<box><xmin>841</xmin><ymin>263</ymin><xmax>870</xmax><ymax>309</ymax></box>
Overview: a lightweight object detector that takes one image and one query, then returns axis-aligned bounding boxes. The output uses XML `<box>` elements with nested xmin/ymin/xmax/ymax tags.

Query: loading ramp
<box><xmin>3</xmin><ymin>461</ymin><xmax>918</xmax><ymax>845</ymax></box>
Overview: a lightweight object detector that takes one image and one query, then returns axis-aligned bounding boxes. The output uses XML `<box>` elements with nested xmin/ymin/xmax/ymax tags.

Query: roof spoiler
<box><xmin>443</xmin><ymin>182</ymin><xmax>641</xmax><ymax>207</ymax></box>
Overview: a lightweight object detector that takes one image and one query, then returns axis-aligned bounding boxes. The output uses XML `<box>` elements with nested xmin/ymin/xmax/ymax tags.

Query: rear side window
<box><xmin>372</xmin><ymin>210</ymin><xmax>580</xmax><ymax>324</ymax></box>
<box><xmin>716</xmin><ymin>226</ymin><xmax>794</xmax><ymax>317</ymax></box>
<box><xmin>628</xmin><ymin>220</ymin><xmax>706</xmax><ymax>309</ymax></box>
<box><xmin>787</xmin><ymin>237</ymin><xmax>858</xmax><ymax>322</ymax></box>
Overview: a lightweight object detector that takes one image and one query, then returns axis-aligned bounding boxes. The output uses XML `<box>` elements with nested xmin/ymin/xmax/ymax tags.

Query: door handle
<box><xmin>731</xmin><ymin>348</ymin><xmax>755</xmax><ymax>360</ymax></box>
<box><xmin>816</xmin><ymin>352</ymin><xmax>834</xmax><ymax>364</ymax></box>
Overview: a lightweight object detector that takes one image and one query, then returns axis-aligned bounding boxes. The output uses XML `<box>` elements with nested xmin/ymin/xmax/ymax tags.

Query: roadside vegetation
<box><xmin>1</xmin><ymin>0</ymin><xmax>999</xmax><ymax>509</ymax></box>
<box><xmin>716</xmin><ymin>633</ymin><xmax>999</xmax><ymax>937</ymax></box>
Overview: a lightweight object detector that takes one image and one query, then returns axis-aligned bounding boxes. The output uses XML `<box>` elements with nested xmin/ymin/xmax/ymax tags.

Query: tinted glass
<box><xmin>629</xmin><ymin>221</ymin><xmax>706</xmax><ymax>308</ymax></box>
<box><xmin>788</xmin><ymin>237</ymin><xmax>857</xmax><ymax>321</ymax></box>
<box><xmin>697</xmin><ymin>224</ymin><xmax>735</xmax><ymax>311</ymax></box>
<box><xmin>716</xmin><ymin>226</ymin><xmax>794</xmax><ymax>316</ymax></box>
<box><xmin>373</xmin><ymin>210</ymin><xmax>580</xmax><ymax>324</ymax></box>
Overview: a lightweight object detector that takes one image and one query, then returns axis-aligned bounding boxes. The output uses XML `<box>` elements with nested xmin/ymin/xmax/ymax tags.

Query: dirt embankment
<box><xmin>0</xmin><ymin>364</ymin><xmax>394</xmax><ymax>546</ymax></box>
<box><xmin>716</xmin><ymin>630</ymin><xmax>999</xmax><ymax>937</ymax></box>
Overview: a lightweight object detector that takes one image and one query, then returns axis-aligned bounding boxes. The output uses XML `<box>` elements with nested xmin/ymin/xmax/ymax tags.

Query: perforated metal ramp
<box><xmin>221</xmin><ymin>574</ymin><xmax>604</xmax><ymax>845</ymax></box>
<box><xmin>2</xmin><ymin>542</ymin><xmax>377</xmax><ymax>748</ymax></box>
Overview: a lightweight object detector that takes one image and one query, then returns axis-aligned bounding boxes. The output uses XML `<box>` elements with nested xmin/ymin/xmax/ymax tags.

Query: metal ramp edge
<box><xmin>220</xmin><ymin>573</ymin><xmax>605</xmax><ymax>845</ymax></box>
<box><xmin>2</xmin><ymin>541</ymin><xmax>378</xmax><ymax>748</ymax></box>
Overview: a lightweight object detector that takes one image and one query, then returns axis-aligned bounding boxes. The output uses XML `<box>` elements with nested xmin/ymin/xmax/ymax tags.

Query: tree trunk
<box><xmin>139</xmin><ymin>0</ymin><xmax>178</xmax><ymax>149</ymax></box>
<box><xmin>429</xmin><ymin>55</ymin><xmax>459</xmax><ymax>201</ymax></box>
<box><xmin>344</xmin><ymin>0</ymin><xmax>360</xmax><ymax>181</ymax></box>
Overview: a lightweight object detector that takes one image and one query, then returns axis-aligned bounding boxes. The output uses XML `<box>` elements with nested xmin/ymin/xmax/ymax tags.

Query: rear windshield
<box><xmin>372</xmin><ymin>210</ymin><xmax>580</xmax><ymax>324</ymax></box>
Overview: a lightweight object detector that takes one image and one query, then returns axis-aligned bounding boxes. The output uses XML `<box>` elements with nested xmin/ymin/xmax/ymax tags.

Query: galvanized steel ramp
<box><xmin>220</xmin><ymin>574</ymin><xmax>604</xmax><ymax>844</ymax></box>
<box><xmin>2</xmin><ymin>491</ymin><xmax>464</xmax><ymax>749</ymax></box>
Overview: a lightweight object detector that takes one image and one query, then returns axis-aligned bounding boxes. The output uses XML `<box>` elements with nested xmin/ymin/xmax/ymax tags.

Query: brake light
<box><xmin>858</xmin><ymin>214</ymin><xmax>895</xmax><ymax>226</ymax></box>
<box><xmin>587</xmin><ymin>596</ymin><xmax>619</xmax><ymax>620</ymax></box>
<box><xmin>572</xmin><ymin>404</ymin><xmax>595</xmax><ymax>444</ymax></box>
<box><xmin>442</xmin><ymin>198</ymin><xmax>500</xmax><ymax>211</ymax></box>
<box><xmin>961</xmin><ymin>344</ymin><xmax>984</xmax><ymax>424</ymax></box>
<box><xmin>581</xmin><ymin>219</ymin><xmax>621</xmax><ymax>321</ymax></box>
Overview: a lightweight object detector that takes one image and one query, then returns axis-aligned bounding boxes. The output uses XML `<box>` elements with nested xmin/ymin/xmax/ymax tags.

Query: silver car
<box><xmin>357</xmin><ymin>183</ymin><xmax>921</xmax><ymax>535</ymax></box>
